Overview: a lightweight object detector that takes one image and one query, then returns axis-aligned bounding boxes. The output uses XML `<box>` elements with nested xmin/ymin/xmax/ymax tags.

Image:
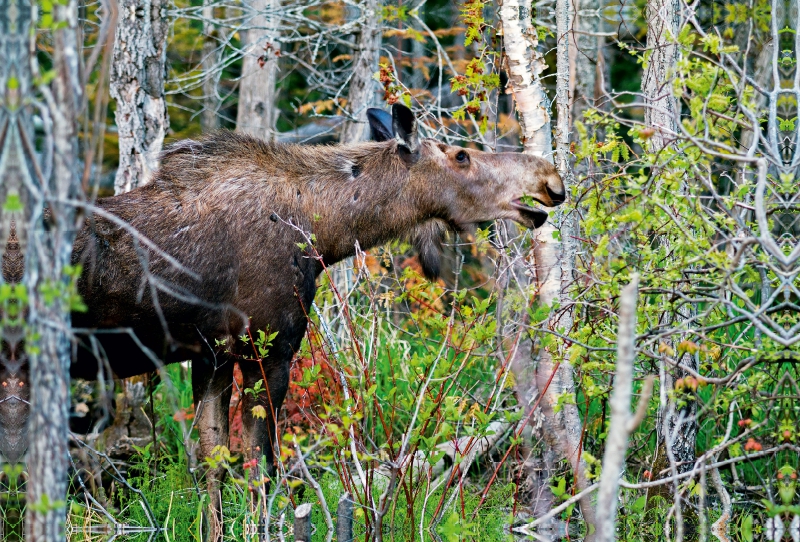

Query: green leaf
<box><xmin>741</xmin><ymin>514</ymin><xmax>753</xmax><ymax>542</ymax></box>
<box><xmin>3</xmin><ymin>194</ymin><xmax>23</xmax><ymax>212</ymax></box>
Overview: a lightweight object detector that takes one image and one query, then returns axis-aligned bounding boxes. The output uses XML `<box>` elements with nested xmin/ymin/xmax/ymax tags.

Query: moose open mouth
<box><xmin>510</xmin><ymin>198</ymin><xmax>549</xmax><ymax>229</ymax></box>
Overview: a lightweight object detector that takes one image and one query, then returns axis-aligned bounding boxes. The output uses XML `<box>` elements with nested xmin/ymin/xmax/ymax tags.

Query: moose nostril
<box><xmin>546</xmin><ymin>184</ymin><xmax>566</xmax><ymax>205</ymax></box>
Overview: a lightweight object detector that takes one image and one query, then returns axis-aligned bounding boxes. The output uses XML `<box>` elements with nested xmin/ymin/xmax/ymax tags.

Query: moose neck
<box><xmin>153</xmin><ymin>136</ymin><xmax>441</xmax><ymax>271</ymax></box>
<box><xmin>295</xmin><ymin>144</ymin><xmax>433</xmax><ymax>268</ymax></box>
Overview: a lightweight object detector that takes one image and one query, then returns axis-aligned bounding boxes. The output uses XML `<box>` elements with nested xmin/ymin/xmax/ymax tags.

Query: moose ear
<box><xmin>367</xmin><ymin>108</ymin><xmax>394</xmax><ymax>142</ymax></box>
<box><xmin>392</xmin><ymin>104</ymin><xmax>420</xmax><ymax>159</ymax></box>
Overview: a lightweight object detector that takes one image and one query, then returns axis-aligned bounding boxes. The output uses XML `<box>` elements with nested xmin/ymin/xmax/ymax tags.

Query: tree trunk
<box><xmin>236</xmin><ymin>0</ymin><xmax>280</xmax><ymax>141</ymax></box>
<box><xmin>641</xmin><ymin>0</ymin><xmax>698</xmax><ymax>527</ymax></box>
<box><xmin>25</xmin><ymin>0</ymin><xmax>84</xmax><ymax>538</ymax></box>
<box><xmin>339</xmin><ymin>0</ymin><xmax>382</xmax><ymax>144</ymax></box>
<box><xmin>498</xmin><ymin>0</ymin><xmax>557</xmax><ymax>517</ymax></box>
<box><xmin>110</xmin><ymin>0</ymin><xmax>170</xmax><ymax>193</ymax></box>
<box><xmin>499</xmin><ymin>0</ymin><xmax>551</xmax><ymax>155</ymax></box>
<box><xmin>500</xmin><ymin>0</ymin><xmax>598</xmax><ymax>533</ymax></box>
<box><xmin>201</xmin><ymin>0</ymin><xmax>220</xmax><ymax>132</ymax></box>
<box><xmin>106</xmin><ymin>0</ymin><xmax>170</xmax><ymax>458</ymax></box>
<box><xmin>642</xmin><ymin>0</ymin><xmax>680</xmax><ymax>150</ymax></box>
<box><xmin>570</xmin><ymin>0</ymin><xmax>602</xmax><ymax>124</ymax></box>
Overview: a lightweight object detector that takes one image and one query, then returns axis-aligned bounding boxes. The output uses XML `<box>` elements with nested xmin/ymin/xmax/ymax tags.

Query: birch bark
<box><xmin>110</xmin><ymin>0</ymin><xmax>170</xmax><ymax>193</ymax></box>
<box><xmin>339</xmin><ymin>0</ymin><xmax>382</xmax><ymax>144</ymax></box>
<box><xmin>236</xmin><ymin>0</ymin><xmax>280</xmax><ymax>140</ymax></box>
<box><xmin>500</xmin><ymin>0</ymin><xmax>595</xmax><ymax>531</ymax></box>
<box><xmin>499</xmin><ymin>0</ymin><xmax>551</xmax><ymax>155</ymax></box>
<box><xmin>25</xmin><ymin>0</ymin><xmax>83</xmax><ymax>538</ymax></box>
<box><xmin>641</xmin><ymin>0</ymin><xmax>698</xmax><ymax>508</ymax></box>
<box><xmin>498</xmin><ymin>2</ymin><xmax>554</xmax><ymax>513</ymax></box>
<box><xmin>642</xmin><ymin>0</ymin><xmax>680</xmax><ymax>150</ymax></box>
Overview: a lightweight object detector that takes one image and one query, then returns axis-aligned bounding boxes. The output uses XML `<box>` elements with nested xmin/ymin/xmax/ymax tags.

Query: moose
<box><xmin>68</xmin><ymin>104</ymin><xmax>564</xmax><ymax>527</ymax></box>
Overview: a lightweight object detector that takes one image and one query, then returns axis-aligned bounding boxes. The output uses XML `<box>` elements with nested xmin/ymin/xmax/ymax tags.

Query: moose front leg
<box><xmin>192</xmin><ymin>354</ymin><xmax>234</xmax><ymax>538</ymax></box>
<box><xmin>239</xmin><ymin>359</ymin><xmax>289</xmax><ymax>481</ymax></box>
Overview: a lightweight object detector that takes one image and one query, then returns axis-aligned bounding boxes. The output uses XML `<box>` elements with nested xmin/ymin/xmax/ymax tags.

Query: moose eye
<box><xmin>455</xmin><ymin>150</ymin><xmax>469</xmax><ymax>163</ymax></box>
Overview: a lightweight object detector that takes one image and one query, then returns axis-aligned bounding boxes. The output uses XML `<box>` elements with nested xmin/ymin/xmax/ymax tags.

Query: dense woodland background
<box><xmin>0</xmin><ymin>0</ymin><xmax>798</xmax><ymax>540</ymax></box>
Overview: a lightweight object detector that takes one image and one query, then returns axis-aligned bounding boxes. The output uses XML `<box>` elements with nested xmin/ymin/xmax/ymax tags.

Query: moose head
<box><xmin>365</xmin><ymin>104</ymin><xmax>565</xmax><ymax>277</ymax></box>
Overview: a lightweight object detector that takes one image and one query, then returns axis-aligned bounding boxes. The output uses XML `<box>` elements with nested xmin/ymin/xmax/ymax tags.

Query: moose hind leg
<box><xmin>239</xmin><ymin>359</ymin><xmax>289</xmax><ymax>477</ymax></box>
<box><xmin>192</xmin><ymin>354</ymin><xmax>234</xmax><ymax>536</ymax></box>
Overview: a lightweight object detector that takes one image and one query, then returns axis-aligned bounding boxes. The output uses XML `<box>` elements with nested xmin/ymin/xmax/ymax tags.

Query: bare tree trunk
<box><xmin>201</xmin><ymin>0</ymin><xmax>220</xmax><ymax>132</ymax></box>
<box><xmin>642</xmin><ymin>0</ymin><xmax>680</xmax><ymax>150</ymax></box>
<box><xmin>339</xmin><ymin>0</ymin><xmax>382</xmax><ymax>144</ymax></box>
<box><xmin>501</xmin><ymin>0</ymin><xmax>597</xmax><ymax>532</ymax></box>
<box><xmin>531</xmin><ymin>0</ymin><xmax>597</xmax><ymax>534</ymax></box>
<box><xmin>499</xmin><ymin>0</ymin><xmax>596</xmax><ymax>531</ymax></box>
<box><xmin>642</xmin><ymin>4</ymin><xmax>698</xmax><ymax>532</ymax></box>
<box><xmin>105</xmin><ymin>0</ymin><xmax>170</xmax><ymax>458</ymax></box>
<box><xmin>236</xmin><ymin>0</ymin><xmax>280</xmax><ymax>141</ymax></box>
<box><xmin>110</xmin><ymin>0</ymin><xmax>170</xmax><ymax>193</ymax></box>
<box><xmin>642</xmin><ymin>0</ymin><xmax>696</xmax><ymax>470</ymax></box>
<box><xmin>499</xmin><ymin>0</ymin><xmax>551</xmax><ymax>155</ymax></box>
<box><xmin>570</xmin><ymin>0</ymin><xmax>602</xmax><ymax>124</ymax></box>
<box><xmin>25</xmin><ymin>0</ymin><xmax>83</xmax><ymax>538</ymax></box>
<box><xmin>498</xmin><ymin>0</ymin><xmax>557</xmax><ymax>517</ymax></box>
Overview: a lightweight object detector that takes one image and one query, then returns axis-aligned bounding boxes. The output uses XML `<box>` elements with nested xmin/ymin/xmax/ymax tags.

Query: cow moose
<box><xmin>68</xmin><ymin>104</ymin><xmax>565</xmax><ymax>529</ymax></box>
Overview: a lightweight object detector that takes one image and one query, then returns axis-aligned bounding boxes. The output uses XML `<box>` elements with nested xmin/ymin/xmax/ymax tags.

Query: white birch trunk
<box><xmin>236</xmin><ymin>0</ymin><xmax>280</xmax><ymax>140</ymax></box>
<box><xmin>501</xmin><ymin>0</ymin><xmax>598</xmax><ymax>531</ymax></box>
<box><xmin>642</xmin><ymin>0</ymin><xmax>680</xmax><ymax>151</ymax></box>
<box><xmin>498</xmin><ymin>4</ymin><xmax>556</xmax><ymax>514</ymax></box>
<box><xmin>499</xmin><ymin>0</ymin><xmax>552</xmax><ymax>155</ymax></box>
<box><xmin>110</xmin><ymin>0</ymin><xmax>170</xmax><ymax>193</ymax></box>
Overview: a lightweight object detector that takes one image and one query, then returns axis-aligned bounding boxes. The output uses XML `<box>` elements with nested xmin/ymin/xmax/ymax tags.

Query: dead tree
<box><xmin>24</xmin><ymin>0</ymin><xmax>84</xmax><ymax>538</ymax></box>
<box><xmin>338</xmin><ymin>0</ymin><xmax>382</xmax><ymax>143</ymax></box>
<box><xmin>110</xmin><ymin>0</ymin><xmax>170</xmax><ymax>193</ymax></box>
<box><xmin>236</xmin><ymin>0</ymin><xmax>280</xmax><ymax>140</ymax></box>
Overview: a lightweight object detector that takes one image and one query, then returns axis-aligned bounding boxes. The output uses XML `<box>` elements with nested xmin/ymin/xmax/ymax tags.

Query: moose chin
<box><xmin>55</xmin><ymin>103</ymin><xmax>564</xmax><ymax>532</ymax></box>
